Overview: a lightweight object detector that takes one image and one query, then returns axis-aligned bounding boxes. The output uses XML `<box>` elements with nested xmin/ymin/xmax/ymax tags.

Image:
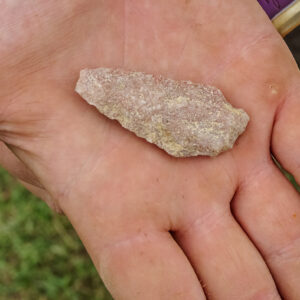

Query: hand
<box><xmin>1</xmin><ymin>1</ymin><xmax>299</xmax><ymax>299</ymax></box>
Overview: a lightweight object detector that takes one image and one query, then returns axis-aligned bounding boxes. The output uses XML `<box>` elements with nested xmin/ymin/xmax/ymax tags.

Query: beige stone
<box><xmin>75</xmin><ymin>68</ymin><xmax>249</xmax><ymax>157</ymax></box>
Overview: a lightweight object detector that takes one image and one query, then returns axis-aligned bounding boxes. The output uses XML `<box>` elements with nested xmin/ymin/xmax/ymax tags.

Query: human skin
<box><xmin>0</xmin><ymin>0</ymin><xmax>300</xmax><ymax>299</ymax></box>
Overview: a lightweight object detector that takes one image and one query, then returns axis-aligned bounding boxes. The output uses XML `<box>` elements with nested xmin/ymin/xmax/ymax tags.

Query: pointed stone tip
<box><xmin>75</xmin><ymin>67</ymin><xmax>250</xmax><ymax>157</ymax></box>
<box><xmin>75</xmin><ymin>69</ymin><xmax>92</xmax><ymax>96</ymax></box>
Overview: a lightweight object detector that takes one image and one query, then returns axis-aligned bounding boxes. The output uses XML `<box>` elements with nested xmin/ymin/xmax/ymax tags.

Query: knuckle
<box><xmin>267</xmin><ymin>235</ymin><xmax>300</xmax><ymax>263</ymax></box>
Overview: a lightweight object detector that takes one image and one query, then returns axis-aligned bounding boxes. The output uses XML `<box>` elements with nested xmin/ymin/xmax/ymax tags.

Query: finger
<box><xmin>233</xmin><ymin>162</ymin><xmax>300</xmax><ymax>299</ymax></box>
<box><xmin>0</xmin><ymin>141</ymin><xmax>41</xmax><ymax>187</ymax></box>
<box><xmin>272</xmin><ymin>83</ymin><xmax>300</xmax><ymax>183</ymax></box>
<box><xmin>0</xmin><ymin>141</ymin><xmax>61</xmax><ymax>212</ymax></box>
<box><xmin>95</xmin><ymin>231</ymin><xmax>205</xmax><ymax>300</ymax></box>
<box><xmin>175</xmin><ymin>206</ymin><xmax>280</xmax><ymax>299</ymax></box>
<box><xmin>19</xmin><ymin>180</ymin><xmax>62</xmax><ymax>213</ymax></box>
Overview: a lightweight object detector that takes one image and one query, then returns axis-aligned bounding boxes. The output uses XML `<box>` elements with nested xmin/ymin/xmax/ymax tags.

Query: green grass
<box><xmin>0</xmin><ymin>167</ymin><xmax>112</xmax><ymax>300</ymax></box>
<box><xmin>272</xmin><ymin>156</ymin><xmax>300</xmax><ymax>193</ymax></box>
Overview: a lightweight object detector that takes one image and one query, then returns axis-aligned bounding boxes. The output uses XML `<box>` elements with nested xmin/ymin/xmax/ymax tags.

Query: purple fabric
<box><xmin>258</xmin><ymin>0</ymin><xmax>295</xmax><ymax>18</ymax></box>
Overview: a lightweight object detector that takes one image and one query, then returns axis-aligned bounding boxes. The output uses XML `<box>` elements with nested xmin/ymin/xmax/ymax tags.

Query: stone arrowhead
<box><xmin>75</xmin><ymin>68</ymin><xmax>249</xmax><ymax>157</ymax></box>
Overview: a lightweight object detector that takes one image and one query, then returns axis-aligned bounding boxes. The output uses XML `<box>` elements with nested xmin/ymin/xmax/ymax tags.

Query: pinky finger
<box><xmin>0</xmin><ymin>141</ymin><xmax>40</xmax><ymax>187</ymax></box>
<box><xmin>19</xmin><ymin>180</ymin><xmax>62</xmax><ymax>213</ymax></box>
<box><xmin>0</xmin><ymin>141</ymin><xmax>61</xmax><ymax>212</ymax></box>
<box><xmin>272</xmin><ymin>83</ymin><xmax>300</xmax><ymax>183</ymax></box>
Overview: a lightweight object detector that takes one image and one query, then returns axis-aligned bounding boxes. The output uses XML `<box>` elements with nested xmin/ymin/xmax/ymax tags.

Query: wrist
<box><xmin>258</xmin><ymin>0</ymin><xmax>300</xmax><ymax>36</ymax></box>
<box><xmin>258</xmin><ymin>0</ymin><xmax>295</xmax><ymax>18</ymax></box>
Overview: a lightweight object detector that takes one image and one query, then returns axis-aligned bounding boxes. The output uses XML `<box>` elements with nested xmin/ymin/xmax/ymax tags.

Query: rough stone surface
<box><xmin>75</xmin><ymin>68</ymin><xmax>249</xmax><ymax>157</ymax></box>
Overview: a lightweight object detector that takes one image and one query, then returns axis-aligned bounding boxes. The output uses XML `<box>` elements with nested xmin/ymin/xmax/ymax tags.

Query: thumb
<box><xmin>272</xmin><ymin>80</ymin><xmax>300</xmax><ymax>184</ymax></box>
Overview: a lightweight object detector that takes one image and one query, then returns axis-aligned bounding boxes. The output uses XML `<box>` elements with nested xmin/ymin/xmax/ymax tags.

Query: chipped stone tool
<box><xmin>75</xmin><ymin>68</ymin><xmax>249</xmax><ymax>157</ymax></box>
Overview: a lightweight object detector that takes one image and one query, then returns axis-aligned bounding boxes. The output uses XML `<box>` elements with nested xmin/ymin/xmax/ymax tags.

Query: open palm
<box><xmin>0</xmin><ymin>1</ymin><xmax>299</xmax><ymax>299</ymax></box>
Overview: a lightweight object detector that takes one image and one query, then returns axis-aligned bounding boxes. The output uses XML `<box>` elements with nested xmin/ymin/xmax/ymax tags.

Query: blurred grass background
<box><xmin>0</xmin><ymin>168</ymin><xmax>113</xmax><ymax>300</ymax></box>
<box><xmin>0</xmin><ymin>27</ymin><xmax>299</xmax><ymax>300</ymax></box>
